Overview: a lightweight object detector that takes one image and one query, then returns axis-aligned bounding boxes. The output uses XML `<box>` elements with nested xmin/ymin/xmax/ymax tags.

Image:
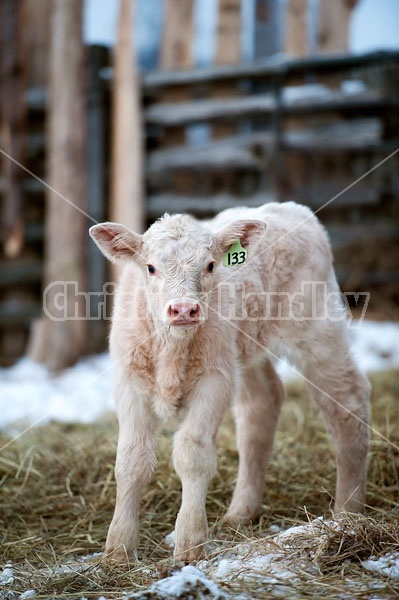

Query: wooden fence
<box><xmin>0</xmin><ymin>48</ymin><xmax>398</xmax><ymax>365</ymax></box>
<box><xmin>141</xmin><ymin>50</ymin><xmax>399</xmax><ymax>292</ymax></box>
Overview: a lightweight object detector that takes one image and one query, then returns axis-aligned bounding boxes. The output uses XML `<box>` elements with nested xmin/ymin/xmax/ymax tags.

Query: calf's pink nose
<box><xmin>167</xmin><ymin>302</ymin><xmax>201</xmax><ymax>322</ymax></box>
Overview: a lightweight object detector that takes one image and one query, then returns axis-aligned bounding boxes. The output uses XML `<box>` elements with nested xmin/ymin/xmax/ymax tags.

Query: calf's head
<box><xmin>90</xmin><ymin>214</ymin><xmax>265</xmax><ymax>336</ymax></box>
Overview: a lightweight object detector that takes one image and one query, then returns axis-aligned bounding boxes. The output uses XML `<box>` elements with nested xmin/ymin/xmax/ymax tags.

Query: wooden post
<box><xmin>212</xmin><ymin>0</ymin><xmax>242</xmax><ymax>139</ymax></box>
<box><xmin>284</xmin><ymin>0</ymin><xmax>309</xmax><ymax>57</ymax></box>
<box><xmin>161</xmin><ymin>0</ymin><xmax>194</xmax><ymax>69</ymax></box>
<box><xmin>111</xmin><ymin>0</ymin><xmax>144</xmax><ymax>282</ymax></box>
<box><xmin>215</xmin><ymin>0</ymin><xmax>242</xmax><ymax>65</ymax></box>
<box><xmin>254</xmin><ymin>0</ymin><xmax>281</xmax><ymax>59</ymax></box>
<box><xmin>87</xmin><ymin>45</ymin><xmax>109</xmax><ymax>350</ymax></box>
<box><xmin>0</xmin><ymin>0</ymin><xmax>27</xmax><ymax>258</ymax></box>
<box><xmin>28</xmin><ymin>0</ymin><xmax>88</xmax><ymax>371</ymax></box>
<box><xmin>318</xmin><ymin>0</ymin><xmax>358</xmax><ymax>54</ymax></box>
<box><xmin>23</xmin><ymin>0</ymin><xmax>52</xmax><ymax>87</ymax></box>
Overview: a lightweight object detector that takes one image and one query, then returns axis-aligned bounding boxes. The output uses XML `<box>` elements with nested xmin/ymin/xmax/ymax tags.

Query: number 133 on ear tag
<box><xmin>223</xmin><ymin>240</ymin><xmax>247</xmax><ymax>267</ymax></box>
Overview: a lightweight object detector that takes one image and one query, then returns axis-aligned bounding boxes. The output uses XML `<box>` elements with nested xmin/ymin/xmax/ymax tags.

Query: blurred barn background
<box><xmin>0</xmin><ymin>0</ymin><xmax>398</xmax><ymax>369</ymax></box>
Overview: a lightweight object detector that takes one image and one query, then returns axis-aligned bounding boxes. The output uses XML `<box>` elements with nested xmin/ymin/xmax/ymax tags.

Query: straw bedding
<box><xmin>0</xmin><ymin>370</ymin><xmax>398</xmax><ymax>599</ymax></box>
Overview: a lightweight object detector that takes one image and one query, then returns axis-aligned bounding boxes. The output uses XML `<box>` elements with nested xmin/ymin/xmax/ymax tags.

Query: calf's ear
<box><xmin>89</xmin><ymin>222</ymin><xmax>143</xmax><ymax>263</ymax></box>
<box><xmin>215</xmin><ymin>219</ymin><xmax>266</xmax><ymax>255</ymax></box>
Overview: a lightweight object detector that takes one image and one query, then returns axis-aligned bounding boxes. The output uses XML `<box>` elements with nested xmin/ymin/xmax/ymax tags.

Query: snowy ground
<box><xmin>1</xmin><ymin>519</ymin><xmax>398</xmax><ymax>599</ymax></box>
<box><xmin>158</xmin><ymin>521</ymin><xmax>399</xmax><ymax>599</ymax></box>
<box><xmin>0</xmin><ymin>320</ymin><xmax>398</xmax><ymax>431</ymax></box>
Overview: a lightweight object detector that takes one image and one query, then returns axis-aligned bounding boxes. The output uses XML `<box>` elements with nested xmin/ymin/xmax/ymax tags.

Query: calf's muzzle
<box><xmin>167</xmin><ymin>301</ymin><xmax>201</xmax><ymax>326</ymax></box>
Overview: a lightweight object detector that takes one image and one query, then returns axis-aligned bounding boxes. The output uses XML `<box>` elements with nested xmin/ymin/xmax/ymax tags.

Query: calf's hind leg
<box><xmin>302</xmin><ymin>330</ymin><xmax>370</xmax><ymax>513</ymax></box>
<box><xmin>225</xmin><ymin>359</ymin><xmax>285</xmax><ymax>525</ymax></box>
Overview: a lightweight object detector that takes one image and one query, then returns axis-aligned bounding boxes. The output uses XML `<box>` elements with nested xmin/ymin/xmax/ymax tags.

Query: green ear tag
<box><xmin>223</xmin><ymin>240</ymin><xmax>247</xmax><ymax>267</ymax></box>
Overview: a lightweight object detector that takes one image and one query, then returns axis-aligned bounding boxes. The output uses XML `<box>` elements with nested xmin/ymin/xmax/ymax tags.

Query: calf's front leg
<box><xmin>172</xmin><ymin>372</ymin><xmax>232</xmax><ymax>562</ymax></box>
<box><xmin>104</xmin><ymin>376</ymin><xmax>156</xmax><ymax>561</ymax></box>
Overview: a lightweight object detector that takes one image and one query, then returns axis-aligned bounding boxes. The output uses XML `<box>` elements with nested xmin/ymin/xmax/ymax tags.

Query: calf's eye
<box><xmin>207</xmin><ymin>262</ymin><xmax>215</xmax><ymax>273</ymax></box>
<box><xmin>147</xmin><ymin>264</ymin><xmax>156</xmax><ymax>275</ymax></box>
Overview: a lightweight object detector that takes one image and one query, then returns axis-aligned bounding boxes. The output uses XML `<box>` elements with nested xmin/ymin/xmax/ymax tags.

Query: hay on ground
<box><xmin>0</xmin><ymin>370</ymin><xmax>398</xmax><ymax>599</ymax></box>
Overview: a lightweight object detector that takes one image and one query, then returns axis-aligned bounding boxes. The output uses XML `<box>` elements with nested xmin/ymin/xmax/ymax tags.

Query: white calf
<box><xmin>90</xmin><ymin>201</ymin><xmax>370</xmax><ymax>562</ymax></box>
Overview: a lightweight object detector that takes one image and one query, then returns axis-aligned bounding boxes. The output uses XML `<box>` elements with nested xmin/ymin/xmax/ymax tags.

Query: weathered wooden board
<box><xmin>146</xmin><ymin>119</ymin><xmax>384</xmax><ymax>179</ymax></box>
<box><xmin>147</xmin><ymin>192</ymin><xmax>275</xmax><ymax>219</ymax></box>
<box><xmin>142</xmin><ymin>50</ymin><xmax>399</xmax><ymax>93</ymax></box>
<box><xmin>0</xmin><ymin>259</ymin><xmax>43</xmax><ymax>287</ymax></box>
<box><xmin>145</xmin><ymin>91</ymin><xmax>394</xmax><ymax>127</ymax></box>
<box><xmin>161</xmin><ymin>0</ymin><xmax>194</xmax><ymax>70</ymax></box>
<box><xmin>147</xmin><ymin>131</ymin><xmax>274</xmax><ymax>174</ymax></box>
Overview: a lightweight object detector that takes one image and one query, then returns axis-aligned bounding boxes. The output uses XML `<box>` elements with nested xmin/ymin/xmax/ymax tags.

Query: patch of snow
<box><xmin>0</xmin><ymin>354</ymin><xmax>113</xmax><ymax>431</ymax></box>
<box><xmin>276</xmin><ymin>320</ymin><xmax>399</xmax><ymax>382</ymax></box>
<box><xmin>282</xmin><ymin>79</ymin><xmax>373</xmax><ymax>106</ymax></box>
<box><xmin>200</xmin><ymin>519</ymin><xmax>349</xmax><ymax>595</ymax></box>
<box><xmin>50</xmin><ymin>553</ymin><xmax>105</xmax><ymax>578</ymax></box>
<box><xmin>268</xmin><ymin>524</ymin><xmax>281</xmax><ymax>534</ymax></box>
<box><xmin>127</xmin><ymin>565</ymin><xmax>227</xmax><ymax>599</ymax></box>
<box><xmin>349</xmin><ymin>321</ymin><xmax>399</xmax><ymax>373</ymax></box>
<box><xmin>282</xmin><ymin>84</ymin><xmax>331</xmax><ymax>103</ymax></box>
<box><xmin>0</xmin><ymin>320</ymin><xmax>397</xmax><ymax>430</ymax></box>
<box><xmin>18</xmin><ymin>592</ymin><xmax>36</xmax><ymax>599</ymax></box>
<box><xmin>275</xmin><ymin>516</ymin><xmax>341</xmax><ymax>546</ymax></box>
<box><xmin>201</xmin><ymin>543</ymin><xmax>301</xmax><ymax>597</ymax></box>
<box><xmin>200</xmin><ymin>521</ymin><xmax>310</xmax><ymax>591</ymax></box>
<box><xmin>0</xmin><ymin>564</ymin><xmax>14</xmax><ymax>586</ymax></box>
<box><xmin>164</xmin><ymin>530</ymin><xmax>176</xmax><ymax>549</ymax></box>
<box><xmin>361</xmin><ymin>553</ymin><xmax>399</xmax><ymax>579</ymax></box>
<box><xmin>80</xmin><ymin>552</ymin><xmax>103</xmax><ymax>561</ymax></box>
<box><xmin>214</xmin><ymin>558</ymin><xmax>243</xmax><ymax>579</ymax></box>
<box><xmin>341</xmin><ymin>80</ymin><xmax>367</xmax><ymax>94</ymax></box>
<box><xmin>198</xmin><ymin>519</ymin><xmax>399</xmax><ymax>597</ymax></box>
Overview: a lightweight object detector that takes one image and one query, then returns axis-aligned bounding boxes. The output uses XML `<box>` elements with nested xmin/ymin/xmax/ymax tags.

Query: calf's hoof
<box><xmin>224</xmin><ymin>505</ymin><xmax>260</xmax><ymax>527</ymax></box>
<box><xmin>174</xmin><ymin>510</ymin><xmax>207</xmax><ymax>563</ymax></box>
<box><xmin>174</xmin><ymin>543</ymin><xmax>206</xmax><ymax>564</ymax></box>
<box><xmin>103</xmin><ymin>544</ymin><xmax>135</xmax><ymax>564</ymax></box>
<box><xmin>334</xmin><ymin>499</ymin><xmax>365</xmax><ymax>515</ymax></box>
<box><xmin>224</xmin><ymin>512</ymin><xmax>252</xmax><ymax>527</ymax></box>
